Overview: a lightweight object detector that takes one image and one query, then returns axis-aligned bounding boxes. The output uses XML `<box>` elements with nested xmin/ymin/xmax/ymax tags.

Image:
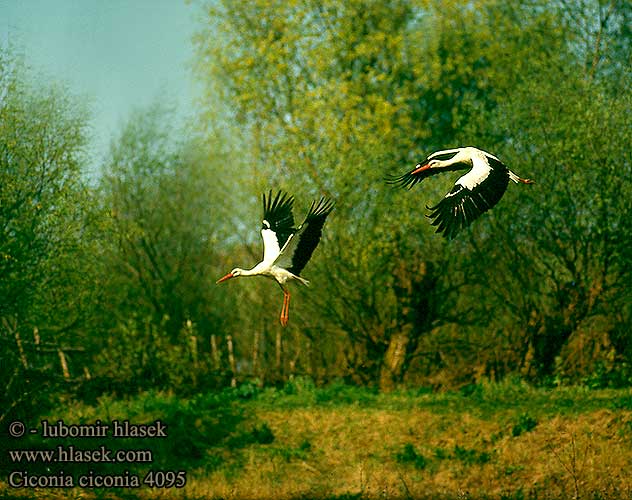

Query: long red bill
<box><xmin>216</xmin><ymin>273</ymin><xmax>234</xmax><ymax>284</ymax></box>
<box><xmin>411</xmin><ymin>163</ymin><xmax>430</xmax><ymax>175</ymax></box>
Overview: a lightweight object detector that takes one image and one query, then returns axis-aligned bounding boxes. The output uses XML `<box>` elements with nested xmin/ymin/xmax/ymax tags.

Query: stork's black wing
<box><xmin>385</xmin><ymin>161</ymin><xmax>467</xmax><ymax>189</ymax></box>
<box><xmin>427</xmin><ymin>166</ymin><xmax>509</xmax><ymax>239</ymax></box>
<box><xmin>287</xmin><ymin>197</ymin><xmax>334</xmax><ymax>276</ymax></box>
<box><xmin>385</xmin><ymin>167</ymin><xmax>434</xmax><ymax>189</ymax></box>
<box><xmin>262</xmin><ymin>190</ymin><xmax>296</xmax><ymax>250</ymax></box>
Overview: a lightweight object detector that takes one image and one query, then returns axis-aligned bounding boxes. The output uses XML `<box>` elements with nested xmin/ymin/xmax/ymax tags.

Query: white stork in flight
<box><xmin>217</xmin><ymin>190</ymin><xmax>334</xmax><ymax>326</ymax></box>
<box><xmin>387</xmin><ymin>146</ymin><xmax>534</xmax><ymax>239</ymax></box>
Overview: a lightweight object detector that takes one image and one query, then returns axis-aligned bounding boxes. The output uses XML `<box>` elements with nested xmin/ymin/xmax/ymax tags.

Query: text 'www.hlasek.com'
<box><xmin>6</xmin><ymin>419</ymin><xmax>186</xmax><ymax>489</ymax></box>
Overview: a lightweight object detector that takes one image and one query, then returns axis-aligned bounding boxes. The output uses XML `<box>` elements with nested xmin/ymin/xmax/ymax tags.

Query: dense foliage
<box><xmin>1</xmin><ymin>53</ymin><xmax>102</xmax><ymax>424</ymax></box>
<box><xmin>194</xmin><ymin>0</ymin><xmax>632</xmax><ymax>389</ymax></box>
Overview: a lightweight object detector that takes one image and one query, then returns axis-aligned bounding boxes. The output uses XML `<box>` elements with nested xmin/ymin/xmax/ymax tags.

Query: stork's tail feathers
<box><xmin>292</xmin><ymin>274</ymin><xmax>310</xmax><ymax>287</ymax></box>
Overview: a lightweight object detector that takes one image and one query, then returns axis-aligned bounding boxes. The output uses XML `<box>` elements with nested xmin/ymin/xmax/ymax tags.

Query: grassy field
<box><xmin>2</xmin><ymin>378</ymin><xmax>632</xmax><ymax>499</ymax></box>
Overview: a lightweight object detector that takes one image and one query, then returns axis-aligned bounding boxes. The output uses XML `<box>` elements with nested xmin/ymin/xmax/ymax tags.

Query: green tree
<box><xmin>195</xmin><ymin>0</ymin><xmax>436</xmax><ymax>388</ymax></box>
<box><xmin>459</xmin><ymin>0</ymin><xmax>632</xmax><ymax>382</ymax></box>
<box><xmin>97</xmin><ymin>105</ymin><xmax>238</xmax><ymax>391</ymax></box>
<box><xmin>194</xmin><ymin>0</ymin><xmax>631</xmax><ymax>388</ymax></box>
<box><xmin>194</xmin><ymin>0</ymin><xmax>566</xmax><ymax>388</ymax></box>
<box><xmin>0</xmin><ymin>50</ymin><xmax>101</xmax><ymax>423</ymax></box>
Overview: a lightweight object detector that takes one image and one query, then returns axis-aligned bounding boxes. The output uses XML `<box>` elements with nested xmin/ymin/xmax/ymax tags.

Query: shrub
<box><xmin>512</xmin><ymin>413</ymin><xmax>538</xmax><ymax>437</ymax></box>
<box><xmin>395</xmin><ymin>443</ymin><xmax>427</xmax><ymax>469</ymax></box>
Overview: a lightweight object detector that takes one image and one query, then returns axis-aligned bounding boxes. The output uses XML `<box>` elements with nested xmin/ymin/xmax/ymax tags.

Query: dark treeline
<box><xmin>1</xmin><ymin>0</ymin><xmax>631</xmax><ymax>424</ymax></box>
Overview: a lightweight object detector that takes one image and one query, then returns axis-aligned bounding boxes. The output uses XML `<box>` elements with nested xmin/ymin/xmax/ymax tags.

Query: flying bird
<box><xmin>217</xmin><ymin>190</ymin><xmax>334</xmax><ymax>326</ymax></box>
<box><xmin>387</xmin><ymin>147</ymin><xmax>534</xmax><ymax>239</ymax></box>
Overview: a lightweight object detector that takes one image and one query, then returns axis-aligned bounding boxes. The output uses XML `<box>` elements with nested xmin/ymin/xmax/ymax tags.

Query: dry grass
<box><xmin>3</xmin><ymin>387</ymin><xmax>632</xmax><ymax>500</ymax></box>
<box><xmin>180</xmin><ymin>407</ymin><xmax>632</xmax><ymax>500</ymax></box>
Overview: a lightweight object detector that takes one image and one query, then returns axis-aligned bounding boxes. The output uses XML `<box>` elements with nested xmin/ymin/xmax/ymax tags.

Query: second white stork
<box><xmin>387</xmin><ymin>146</ymin><xmax>534</xmax><ymax>239</ymax></box>
<box><xmin>216</xmin><ymin>190</ymin><xmax>334</xmax><ymax>326</ymax></box>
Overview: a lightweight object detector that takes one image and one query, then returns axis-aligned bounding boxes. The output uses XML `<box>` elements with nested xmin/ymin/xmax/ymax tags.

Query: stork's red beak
<box><xmin>411</xmin><ymin>163</ymin><xmax>430</xmax><ymax>175</ymax></box>
<box><xmin>216</xmin><ymin>272</ymin><xmax>234</xmax><ymax>284</ymax></box>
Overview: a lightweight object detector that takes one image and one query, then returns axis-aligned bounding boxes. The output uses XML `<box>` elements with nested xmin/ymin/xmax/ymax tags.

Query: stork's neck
<box><xmin>436</xmin><ymin>151</ymin><xmax>471</xmax><ymax>170</ymax></box>
<box><xmin>234</xmin><ymin>267</ymin><xmax>259</xmax><ymax>277</ymax></box>
<box><xmin>432</xmin><ymin>147</ymin><xmax>496</xmax><ymax>171</ymax></box>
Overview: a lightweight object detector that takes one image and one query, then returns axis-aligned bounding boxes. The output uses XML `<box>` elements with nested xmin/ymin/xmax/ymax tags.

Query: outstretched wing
<box><xmin>261</xmin><ymin>190</ymin><xmax>296</xmax><ymax>264</ymax></box>
<box><xmin>384</xmin><ymin>165</ymin><xmax>437</xmax><ymax>189</ymax></box>
<box><xmin>427</xmin><ymin>165</ymin><xmax>510</xmax><ymax>239</ymax></box>
<box><xmin>287</xmin><ymin>197</ymin><xmax>334</xmax><ymax>276</ymax></box>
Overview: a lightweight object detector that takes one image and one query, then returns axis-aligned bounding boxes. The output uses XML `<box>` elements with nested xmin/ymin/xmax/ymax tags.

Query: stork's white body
<box><xmin>246</xmin><ymin>224</ymin><xmax>310</xmax><ymax>286</ymax></box>
<box><xmin>217</xmin><ymin>191</ymin><xmax>333</xmax><ymax>326</ymax></box>
<box><xmin>239</xmin><ymin>261</ymin><xmax>309</xmax><ymax>287</ymax></box>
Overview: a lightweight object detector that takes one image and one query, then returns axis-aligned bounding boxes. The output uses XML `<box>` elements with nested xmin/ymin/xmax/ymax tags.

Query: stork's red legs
<box><xmin>280</xmin><ymin>290</ymin><xmax>290</xmax><ymax>327</ymax></box>
<box><xmin>518</xmin><ymin>177</ymin><xmax>535</xmax><ymax>184</ymax></box>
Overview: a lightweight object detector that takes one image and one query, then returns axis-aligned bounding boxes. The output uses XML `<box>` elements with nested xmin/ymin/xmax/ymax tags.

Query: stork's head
<box><xmin>216</xmin><ymin>268</ymin><xmax>243</xmax><ymax>284</ymax></box>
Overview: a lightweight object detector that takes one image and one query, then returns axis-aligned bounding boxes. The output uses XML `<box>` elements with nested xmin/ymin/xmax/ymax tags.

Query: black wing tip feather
<box><xmin>425</xmin><ymin>192</ymin><xmax>466</xmax><ymax>240</ymax></box>
<box><xmin>427</xmin><ymin>210</ymin><xmax>461</xmax><ymax>239</ymax></box>
<box><xmin>307</xmin><ymin>196</ymin><xmax>335</xmax><ymax>219</ymax></box>
<box><xmin>288</xmin><ymin>196</ymin><xmax>334</xmax><ymax>277</ymax></box>
<box><xmin>263</xmin><ymin>189</ymin><xmax>294</xmax><ymax>214</ymax></box>
<box><xmin>384</xmin><ymin>172</ymin><xmax>420</xmax><ymax>190</ymax></box>
<box><xmin>426</xmin><ymin>189</ymin><xmax>499</xmax><ymax>240</ymax></box>
<box><xmin>262</xmin><ymin>190</ymin><xmax>295</xmax><ymax>222</ymax></box>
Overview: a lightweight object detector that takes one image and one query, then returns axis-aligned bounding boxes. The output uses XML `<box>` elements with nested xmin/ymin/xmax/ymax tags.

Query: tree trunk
<box><xmin>3</xmin><ymin>316</ymin><xmax>28</xmax><ymax>369</ymax></box>
<box><xmin>275</xmin><ymin>329</ymin><xmax>282</xmax><ymax>374</ymax></box>
<box><xmin>186</xmin><ymin>321</ymin><xmax>197</xmax><ymax>385</ymax></box>
<box><xmin>227</xmin><ymin>334</ymin><xmax>237</xmax><ymax>387</ymax></box>
<box><xmin>289</xmin><ymin>331</ymin><xmax>301</xmax><ymax>378</ymax></box>
<box><xmin>252</xmin><ymin>329</ymin><xmax>260</xmax><ymax>378</ymax></box>
<box><xmin>210</xmin><ymin>334</ymin><xmax>220</xmax><ymax>370</ymax></box>
<box><xmin>379</xmin><ymin>329</ymin><xmax>411</xmax><ymax>392</ymax></box>
<box><xmin>58</xmin><ymin>349</ymin><xmax>70</xmax><ymax>380</ymax></box>
<box><xmin>305</xmin><ymin>339</ymin><xmax>313</xmax><ymax>377</ymax></box>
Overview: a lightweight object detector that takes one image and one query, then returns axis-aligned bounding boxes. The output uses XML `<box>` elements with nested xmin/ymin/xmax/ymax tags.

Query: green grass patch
<box><xmin>243</xmin><ymin>377</ymin><xmax>632</xmax><ymax>422</ymax></box>
<box><xmin>452</xmin><ymin>444</ymin><xmax>492</xmax><ymax>465</ymax></box>
<box><xmin>1</xmin><ymin>388</ymin><xmax>269</xmax><ymax>478</ymax></box>
<box><xmin>231</xmin><ymin>421</ymin><xmax>275</xmax><ymax>446</ymax></box>
<box><xmin>511</xmin><ymin>413</ymin><xmax>538</xmax><ymax>437</ymax></box>
<box><xmin>269</xmin><ymin>439</ymin><xmax>312</xmax><ymax>462</ymax></box>
<box><xmin>395</xmin><ymin>443</ymin><xmax>428</xmax><ymax>469</ymax></box>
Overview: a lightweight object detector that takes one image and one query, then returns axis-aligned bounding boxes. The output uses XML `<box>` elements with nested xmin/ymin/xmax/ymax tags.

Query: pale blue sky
<box><xmin>0</xmin><ymin>0</ymin><xmax>200</xmax><ymax>176</ymax></box>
